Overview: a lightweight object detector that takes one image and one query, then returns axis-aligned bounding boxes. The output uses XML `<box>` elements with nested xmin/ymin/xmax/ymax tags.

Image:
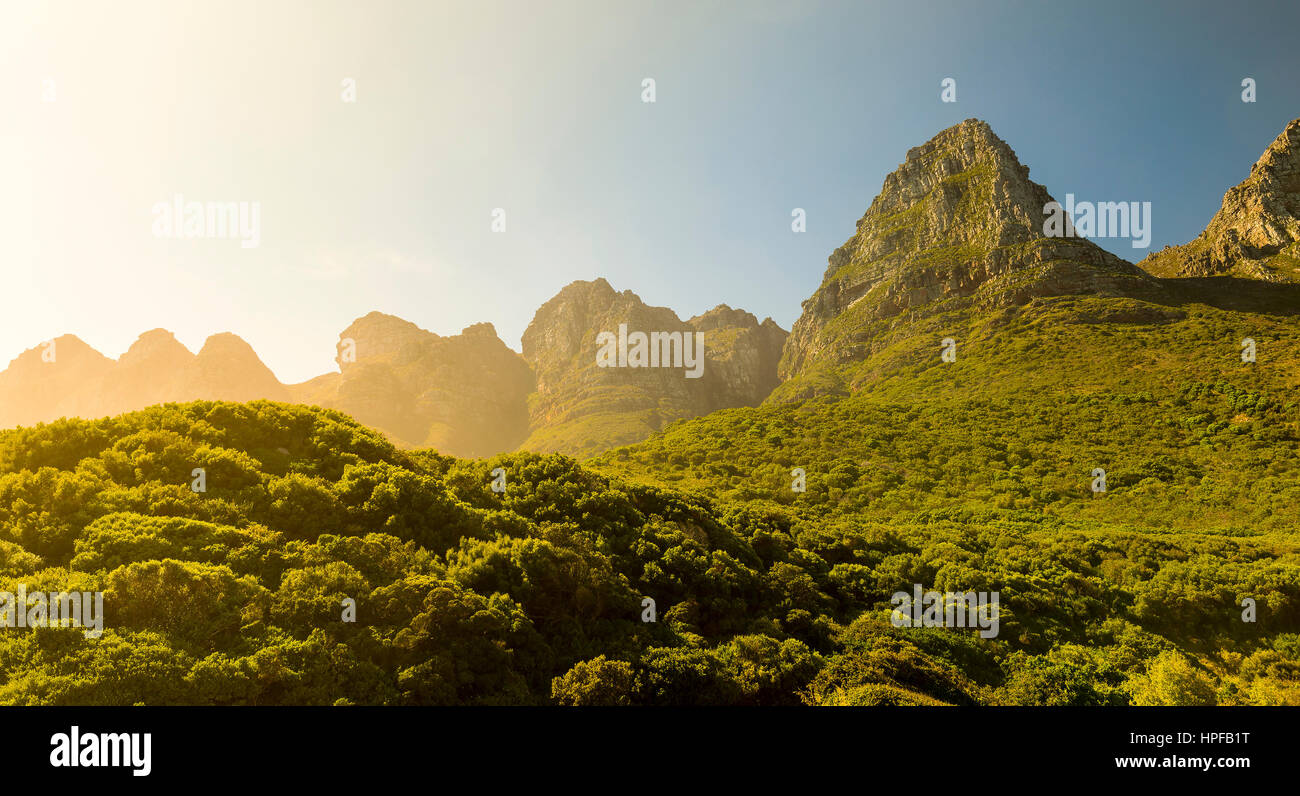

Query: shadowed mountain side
<box><xmin>1153</xmin><ymin>276</ymin><xmax>1300</xmax><ymax>315</ymax></box>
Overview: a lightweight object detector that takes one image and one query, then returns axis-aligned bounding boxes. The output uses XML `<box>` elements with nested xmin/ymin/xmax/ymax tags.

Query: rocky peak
<box><xmin>192</xmin><ymin>333</ymin><xmax>288</xmax><ymax>402</ymax></box>
<box><xmin>461</xmin><ymin>322</ymin><xmax>499</xmax><ymax>338</ymax></box>
<box><xmin>518</xmin><ymin>280</ymin><xmax>788</xmax><ymax>455</ymax></box>
<box><xmin>779</xmin><ymin>119</ymin><xmax>1154</xmax><ymax>382</ymax></box>
<box><xmin>336</xmin><ymin>312</ymin><xmax>437</xmax><ymax>371</ymax></box>
<box><xmin>0</xmin><ymin>335</ymin><xmax>114</xmax><ymax>426</ymax></box>
<box><xmin>689</xmin><ymin>304</ymin><xmax>758</xmax><ymax>331</ymax></box>
<box><xmin>302</xmin><ymin>313</ymin><xmax>534</xmax><ymax>457</ymax></box>
<box><xmin>522</xmin><ymin>279</ymin><xmax>682</xmax><ymax>392</ymax></box>
<box><xmin>99</xmin><ymin>329</ymin><xmax>196</xmax><ymax>415</ymax></box>
<box><xmin>1140</xmin><ymin>118</ymin><xmax>1300</xmax><ymax>281</ymax></box>
<box><xmin>119</xmin><ymin>329</ymin><xmax>194</xmax><ymax>368</ymax></box>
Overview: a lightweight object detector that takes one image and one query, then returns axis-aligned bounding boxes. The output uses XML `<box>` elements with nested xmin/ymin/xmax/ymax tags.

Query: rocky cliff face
<box><xmin>1140</xmin><ymin>118</ymin><xmax>1300</xmax><ymax>281</ymax></box>
<box><xmin>778</xmin><ymin>118</ymin><xmax>1157</xmax><ymax>384</ymax></box>
<box><xmin>519</xmin><ymin>278</ymin><xmax>788</xmax><ymax>456</ymax></box>
<box><xmin>291</xmin><ymin>313</ymin><xmax>535</xmax><ymax>457</ymax></box>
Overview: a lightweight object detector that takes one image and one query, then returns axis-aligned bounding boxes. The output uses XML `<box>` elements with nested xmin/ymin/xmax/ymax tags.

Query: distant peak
<box><xmin>197</xmin><ymin>332</ymin><xmax>259</xmax><ymax>358</ymax></box>
<box><xmin>120</xmin><ymin>328</ymin><xmax>193</xmax><ymax>367</ymax></box>
<box><xmin>461</xmin><ymin>321</ymin><xmax>499</xmax><ymax>337</ymax></box>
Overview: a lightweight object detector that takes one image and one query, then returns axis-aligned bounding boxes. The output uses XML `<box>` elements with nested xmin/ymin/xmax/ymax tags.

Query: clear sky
<box><xmin>3</xmin><ymin>0</ymin><xmax>1298</xmax><ymax>383</ymax></box>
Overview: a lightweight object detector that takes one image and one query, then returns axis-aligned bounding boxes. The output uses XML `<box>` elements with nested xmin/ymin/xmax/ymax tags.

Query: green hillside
<box><xmin>0</xmin><ymin>394</ymin><xmax>1296</xmax><ymax>705</ymax></box>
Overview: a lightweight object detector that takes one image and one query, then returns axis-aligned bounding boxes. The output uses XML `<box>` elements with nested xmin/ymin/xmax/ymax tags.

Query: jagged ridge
<box><xmin>1140</xmin><ymin>118</ymin><xmax>1300</xmax><ymax>281</ymax></box>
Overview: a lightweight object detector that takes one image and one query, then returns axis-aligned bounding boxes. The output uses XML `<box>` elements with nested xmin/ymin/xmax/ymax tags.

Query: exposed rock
<box><xmin>519</xmin><ymin>279</ymin><xmax>788</xmax><ymax>456</ymax></box>
<box><xmin>687</xmin><ymin>305</ymin><xmax>787</xmax><ymax>408</ymax></box>
<box><xmin>299</xmin><ymin>312</ymin><xmax>535</xmax><ymax>457</ymax></box>
<box><xmin>1139</xmin><ymin>118</ymin><xmax>1300</xmax><ymax>281</ymax></box>
<box><xmin>778</xmin><ymin>118</ymin><xmax>1158</xmax><ymax>383</ymax></box>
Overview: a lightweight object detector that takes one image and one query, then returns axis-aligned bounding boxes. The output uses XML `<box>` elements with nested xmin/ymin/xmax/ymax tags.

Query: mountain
<box><xmin>0</xmin><ymin>290</ymin><xmax>787</xmax><ymax>458</ymax></box>
<box><xmin>518</xmin><ymin>278</ymin><xmax>787</xmax><ymax>457</ymax></box>
<box><xmin>0</xmin><ymin>330</ymin><xmax>289</xmax><ymax>430</ymax></box>
<box><xmin>99</xmin><ymin>329</ymin><xmax>197</xmax><ymax>416</ymax></box>
<box><xmin>1141</xmin><ymin>118</ymin><xmax>1300</xmax><ymax>281</ymax></box>
<box><xmin>190</xmin><ymin>333</ymin><xmax>290</xmax><ymax>403</ymax></box>
<box><xmin>775</xmin><ymin>118</ymin><xmax>1159</xmax><ymax>399</ymax></box>
<box><xmin>3</xmin><ymin>118</ymin><xmax>1300</xmax><ymax>707</ymax></box>
<box><xmin>288</xmin><ymin>313</ymin><xmax>535</xmax><ymax>457</ymax></box>
<box><xmin>598</xmin><ymin>116</ymin><xmax>1300</xmax><ymax>515</ymax></box>
<box><xmin>0</xmin><ymin>335</ymin><xmax>114</xmax><ymax>428</ymax></box>
<box><xmin>583</xmin><ymin>118</ymin><xmax>1300</xmax><ymax>705</ymax></box>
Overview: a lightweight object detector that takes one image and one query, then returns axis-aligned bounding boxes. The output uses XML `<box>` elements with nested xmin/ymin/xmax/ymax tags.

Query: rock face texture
<box><xmin>289</xmin><ymin>313</ymin><xmax>535</xmax><ymax>457</ymax></box>
<box><xmin>519</xmin><ymin>279</ymin><xmax>787</xmax><ymax>456</ymax></box>
<box><xmin>778</xmin><ymin>118</ymin><xmax>1157</xmax><ymax>383</ymax></box>
<box><xmin>1140</xmin><ymin>118</ymin><xmax>1300</xmax><ymax>281</ymax></box>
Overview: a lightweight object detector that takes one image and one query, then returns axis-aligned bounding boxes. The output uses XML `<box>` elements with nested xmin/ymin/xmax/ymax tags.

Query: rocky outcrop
<box><xmin>687</xmin><ymin>305</ymin><xmax>788</xmax><ymax>409</ymax></box>
<box><xmin>292</xmin><ymin>313</ymin><xmax>535</xmax><ymax>457</ymax></box>
<box><xmin>778</xmin><ymin>118</ymin><xmax>1158</xmax><ymax>382</ymax></box>
<box><xmin>518</xmin><ymin>279</ymin><xmax>788</xmax><ymax>456</ymax></box>
<box><xmin>1140</xmin><ymin>118</ymin><xmax>1300</xmax><ymax>281</ymax></box>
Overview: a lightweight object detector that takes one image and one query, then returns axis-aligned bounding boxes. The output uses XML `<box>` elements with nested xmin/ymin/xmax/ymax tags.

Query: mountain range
<box><xmin>0</xmin><ymin>281</ymin><xmax>786</xmax><ymax>459</ymax></box>
<box><xmin>3</xmin><ymin>116</ymin><xmax>1298</xmax><ymax>458</ymax></box>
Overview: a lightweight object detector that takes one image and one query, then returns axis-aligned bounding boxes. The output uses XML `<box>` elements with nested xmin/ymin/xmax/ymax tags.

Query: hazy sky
<box><xmin>3</xmin><ymin>0</ymin><xmax>1298</xmax><ymax>383</ymax></box>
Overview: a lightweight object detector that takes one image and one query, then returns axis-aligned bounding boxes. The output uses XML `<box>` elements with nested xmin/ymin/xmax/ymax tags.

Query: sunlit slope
<box><xmin>595</xmin><ymin>289</ymin><xmax>1300</xmax><ymax>534</ymax></box>
<box><xmin>0</xmin><ymin>400</ymin><xmax>1295</xmax><ymax>705</ymax></box>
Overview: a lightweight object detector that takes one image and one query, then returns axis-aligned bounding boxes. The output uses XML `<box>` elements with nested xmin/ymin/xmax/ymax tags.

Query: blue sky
<box><xmin>3</xmin><ymin>0</ymin><xmax>1298</xmax><ymax>382</ymax></box>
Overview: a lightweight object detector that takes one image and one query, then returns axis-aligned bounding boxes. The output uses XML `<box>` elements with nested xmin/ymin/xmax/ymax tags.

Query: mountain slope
<box><xmin>602</xmin><ymin>120</ymin><xmax>1300</xmax><ymax>516</ymax></box>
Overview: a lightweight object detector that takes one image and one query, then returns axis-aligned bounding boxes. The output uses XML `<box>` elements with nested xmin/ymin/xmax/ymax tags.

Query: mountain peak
<box><xmin>1140</xmin><ymin>117</ymin><xmax>1300</xmax><ymax>281</ymax></box>
<box><xmin>119</xmin><ymin>329</ymin><xmax>194</xmax><ymax>368</ymax></box>
<box><xmin>192</xmin><ymin>333</ymin><xmax>287</xmax><ymax>402</ymax></box>
<box><xmin>778</xmin><ymin>121</ymin><xmax>1153</xmax><ymax>384</ymax></box>
<box><xmin>518</xmin><ymin>279</ymin><xmax>787</xmax><ymax>456</ymax></box>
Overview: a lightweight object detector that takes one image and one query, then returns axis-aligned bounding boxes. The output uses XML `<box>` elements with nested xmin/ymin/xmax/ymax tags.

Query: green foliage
<box><xmin>1</xmin><ymin>374</ymin><xmax>1296</xmax><ymax>703</ymax></box>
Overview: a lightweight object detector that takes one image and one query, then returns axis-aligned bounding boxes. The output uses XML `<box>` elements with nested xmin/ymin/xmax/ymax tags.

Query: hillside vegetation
<box><xmin>0</xmin><ymin>397</ymin><xmax>1296</xmax><ymax>705</ymax></box>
